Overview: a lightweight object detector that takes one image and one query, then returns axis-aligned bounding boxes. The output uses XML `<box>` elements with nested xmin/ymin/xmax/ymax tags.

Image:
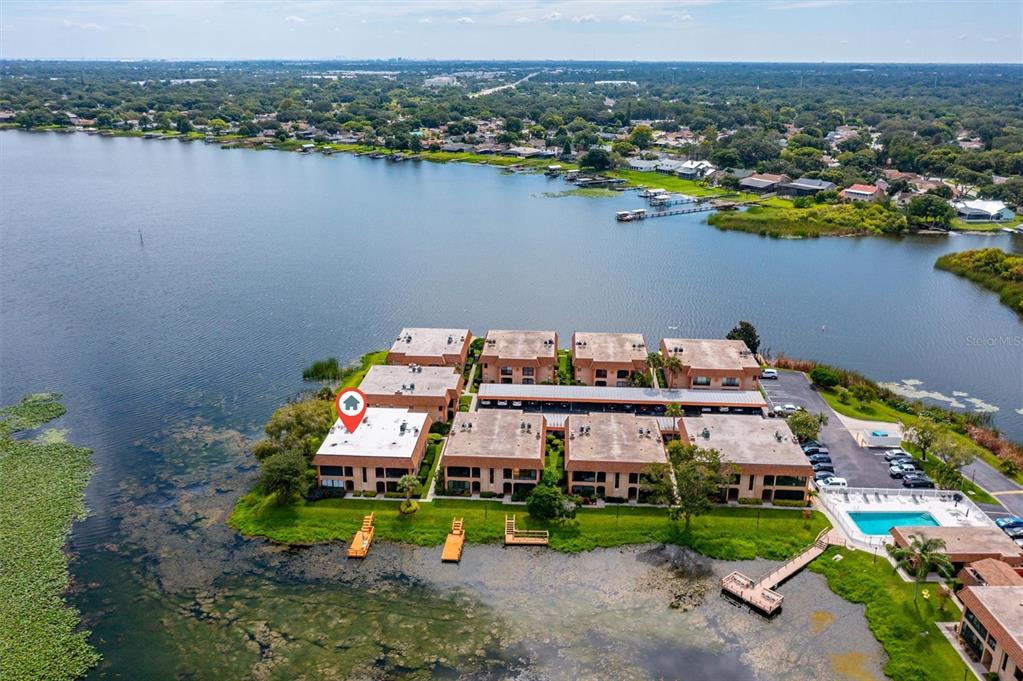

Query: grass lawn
<box><xmin>342</xmin><ymin>350</ymin><xmax>388</xmax><ymax>389</ymax></box>
<box><xmin>606</xmin><ymin>169</ymin><xmax>749</xmax><ymax>198</ymax></box>
<box><xmin>951</xmin><ymin>214</ymin><xmax>1022</xmax><ymax>231</ymax></box>
<box><xmin>230</xmin><ymin>495</ymin><xmax>828</xmax><ymax>557</ymax></box>
<box><xmin>458</xmin><ymin>395</ymin><xmax>472</xmax><ymax>412</ymax></box>
<box><xmin>809</xmin><ymin>546</ymin><xmax>968</xmax><ymax>681</ymax></box>
<box><xmin>819</xmin><ymin>387</ymin><xmax>1013</xmax><ymax>497</ymax></box>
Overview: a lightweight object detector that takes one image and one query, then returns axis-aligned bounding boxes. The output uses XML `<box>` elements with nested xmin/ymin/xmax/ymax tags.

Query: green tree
<box><xmin>629</xmin><ymin>125</ymin><xmax>654</xmax><ymax>149</ymax></box>
<box><xmin>648</xmin><ymin>443</ymin><xmax>733</xmax><ymax>531</ymax></box>
<box><xmin>264</xmin><ymin>398</ymin><xmax>335</xmax><ymax>460</ymax></box>
<box><xmin>885</xmin><ymin>534</ymin><xmax>954</xmax><ymax>603</ymax></box>
<box><xmin>665</xmin><ymin>402</ymin><xmax>683</xmax><ymax>435</ymax></box>
<box><xmin>809</xmin><ymin>366</ymin><xmax>840</xmax><ymax>388</ymax></box>
<box><xmin>526</xmin><ymin>485</ymin><xmax>575</xmax><ymax>521</ymax></box>
<box><xmin>259</xmin><ymin>451</ymin><xmax>309</xmax><ymax>506</ymax></box>
<box><xmin>580</xmin><ymin>147</ymin><xmax>612</xmax><ymax>171</ymax></box>
<box><xmin>906</xmin><ymin>194</ymin><xmax>955</xmax><ymax>228</ymax></box>
<box><xmin>726</xmin><ymin>321</ymin><xmax>760</xmax><ymax>355</ymax></box>
<box><xmin>397</xmin><ymin>474</ymin><xmax>421</xmax><ymax>502</ymax></box>
<box><xmin>787</xmin><ymin>410</ymin><xmax>828</xmax><ymax>442</ymax></box>
<box><xmin>904</xmin><ymin>418</ymin><xmax>942</xmax><ymax>461</ymax></box>
<box><xmin>663</xmin><ymin>355</ymin><xmax>683</xmax><ymax>387</ymax></box>
<box><xmin>932</xmin><ymin>435</ymin><xmax>975</xmax><ymax>489</ymax></box>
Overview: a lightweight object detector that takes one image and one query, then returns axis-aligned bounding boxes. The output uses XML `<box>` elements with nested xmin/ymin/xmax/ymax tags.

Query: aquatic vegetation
<box><xmin>936</xmin><ymin>247</ymin><xmax>1023</xmax><ymax>317</ymax></box>
<box><xmin>540</xmin><ymin>188</ymin><xmax>619</xmax><ymax>198</ymax></box>
<box><xmin>0</xmin><ymin>394</ymin><xmax>99</xmax><ymax>680</ymax></box>
<box><xmin>708</xmin><ymin>203</ymin><xmax>908</xmax><ymax>238</ymax></box>
<box><xmin>810</xmin><ymin>546</ymin><xmax>968</xmax><ymax>681</ymax></box>
<box><xmin>301</xmin><ymin>356</ymin><xmax>346</xmax><ymax>381</ymax></box>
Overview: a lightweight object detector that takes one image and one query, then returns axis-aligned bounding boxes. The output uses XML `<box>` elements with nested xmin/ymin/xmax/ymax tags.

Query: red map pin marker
<box><xmin>335</xmin><ymin>388</ymin><xmax>367</xmax><ymax>433</ymax></box>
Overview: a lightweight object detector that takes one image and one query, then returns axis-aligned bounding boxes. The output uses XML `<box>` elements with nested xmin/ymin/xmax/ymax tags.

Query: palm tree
<box><xmin>663</xmin><ymin>355</ymin><xmax>683</xmax><ymax>387</ymax></box>
<box><xmin>397</xmin><ymin>474</ymin><xmax>421</xmax><ymax>503</ymax></box>
<box><xmin>665</xmin><ymin>402</ymin><xmax>683</xmax><ymax>436</ymax></box>
<box><xmin>886</xmin><ymin>534</ymin><xmax>954</xmax><ymax>603</ymax></box>
<box><xmin>646</xmin><ymin>351</ymin><xmax>664</xmax><ymax>387</ymax></box>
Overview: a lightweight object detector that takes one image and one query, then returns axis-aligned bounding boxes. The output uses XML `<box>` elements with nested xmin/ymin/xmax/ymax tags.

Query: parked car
<box><xmin>1003</xmin><ymin>526</ymin><xmax>1023</xmax><ymax>540</ymax></box>
<box><xmin>777</xmin><ymin>404</ymin><xmax>800</xmax><ymax>416</ymax></box>
<box><xmin>812</xmin><ymin>462</ymin><xmax>835</xmax><ymax>473</ymax></box>
<box><xmin>807</xmin><ymin>454</ymin><xmax>833</xmax><ymax>465</ymax></box>
<box><xmin>761</xmin><ymin>368</ymin><xmax>778</xmax><ymax>380</ymax></box>
<box><xmin>801</xmin><ymin>440</ymin><xmax>822</xmax><ymax>450</ymax></box>
<box><xmin>814</xmin><ymin>471</ymin><xmax>836</xmax><ymax>482</ymax></box>
<box><xmin>803</xmin><ymin>445</ymin><xmax>830</xmax><ymax>456</ymax></box>
<box><xmin>888</xmin><ymin>463</ymin><xmax>920</xmax><ymax>479</ymax></box>
<box><xmin>884</xmin><ymin>449</ymin><xmax>912</xmax><ymax>461</ymax></box>
<box><xmin>902</xmin><ymin>476</ymin><xmax>935</xmax><ymax>489</ymax></box>
<box><xmin>887</xmin><ymin>455</ymin><xmax>915</xmax><ymax>465</ymax></box>
<box><xmin>996</xmin><ymin>516</ymin><xmax>1023</xmax><ymax>530</ymax></box>
<box><xmin>819</xmin><ymin>477</ymin><xmax>848</xmax><ymax>489</ymax></box>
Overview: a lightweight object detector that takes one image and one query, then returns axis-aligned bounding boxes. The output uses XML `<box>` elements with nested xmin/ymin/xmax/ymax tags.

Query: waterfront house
<box><xmin>677</xmin><ymin>159</ymin><xmax>716</xmax><ymax>180</ymax></box>
<box><xmin>889</xmin><ymin>526</ymin><xmax>1023</xmax><ymax>569</ymax></box>
<box><xmin>313</xmin><ymin>408</ymin><xmax>431</xmax><ymax>493</ymax></box>
<box><xmin>359</xmin><ymin>365</ymin><xmax>464</xmax><ymax>421</ymax></box>
<box><xmin>440</xmin><ymin>410</ymin><xmax>546</xmax><ymax>496</ymax></box>
<box><xmin>479</xmin><ymin>330</ymin><xmax>558</xmax><ymax>384</ymax></box>
<box><xmin>571</xmin><ymin>332</ymin><xmax>649</xmax><ymax>387</ymax></box>
<box><xmin>564</xmin><ymin>413</ymin><xmax>667</xmax><ymax>501</ymax></box>
<box><xmin>951</xmin><ymin>199</ymin><xmax>1015</xmax><ymax>223</ymax></box>
<box><xmin>387</xmin><ymin>328</ymin><xmax>472</xmax><ymax>369</ymax></box>
<box><xmin>779</xmin><ymin>177</ymin><xmax>837</xmax><ymax>196</ymax></box>
<box><xmin>659</xmin><ymin>338</ymin><xmax>760</xmax><ymax>390</ymax></box>
<box><xmin>839</xmin><ymin>183</ymin><xmax>884</xmax><ymax>202</ymax></box>
<box><xmin>957</xmin><ymin>585</ymin><xmax>1023</xmax><ymax>679</ymax></box>
<box><xmin>738</xmin><ymin>173</ymin><xmax>790</xmax><ymax>194</ymax></box>
<box><xmin>655</xmin><ymin>159</ymin><xmax>687</xmax><ymax>175</ymax></box>
<box><xmin>680</xmin><ymin>414</ymin><xmax>813</xmax><ymax>503</ymax></box>
<box><xmin>626</xmin><ymin>158</ymin><xmax>659</xmax><ymax>172</ymax></box>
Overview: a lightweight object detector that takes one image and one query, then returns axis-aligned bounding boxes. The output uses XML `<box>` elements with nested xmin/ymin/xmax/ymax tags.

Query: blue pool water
<box><xmin>848</xmin><ymin>511</ymin><xmax>940</xmax><ymax>536</ymax></box>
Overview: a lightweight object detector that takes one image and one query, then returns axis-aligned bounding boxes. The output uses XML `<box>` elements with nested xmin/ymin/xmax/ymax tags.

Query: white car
<box><xmin>818</xmin><ymin>477</ymin><xmax>848</xmax><ymax>489</ymax></box>
<box><xmin>761</xmin><ymin>369</ymin><xmax>778</xmax><ymax>380</ymax></box>
<box><xmin>777</xmin><ymin>404</ymin><xmax>800</xmax><ymax>416</ymax></box>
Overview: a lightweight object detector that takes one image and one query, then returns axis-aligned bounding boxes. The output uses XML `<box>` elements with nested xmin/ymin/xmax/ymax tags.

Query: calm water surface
<box><xmin>2</xmin><ymin>131</ymin><xmax>1021</xmax><ymax>680</ymax></box>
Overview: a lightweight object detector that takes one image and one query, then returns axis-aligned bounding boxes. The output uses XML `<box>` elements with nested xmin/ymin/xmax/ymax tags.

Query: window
<box><xmin>449</xmin><ymin>480</ymin><xmax>469</xmax><ymax>493</ymax></box>
<box><xmin>722</xmin><ymin>377</ymin><xmax>740</xmax><ymax>387</ymax></box>
<box><xmin>775</xmin><ymin>476</ymin><xmax>807</xmax><ymax>487</ymax></box>
<box><xmin>596</xmin><ymin>472</ymin><xmax>606</xmax><ymax>483</ymax></box>
<box><xmin>375</xmin><ymin>467</ymin><xmax>384</xmax><ymax>478</ymax></box>
<box><xmin>504</xmin><ymin>468</ymin><xmax>512</xmax><ymax>478</ymax></box>
<box><xmin>614</xmin><ymin>472</ymin><xmax>620</xmax><ymax>488</ymax></box>
<box><xmin>344</xmin><ymin>466</ymin><xmax>354</xmax><ymax>477</ymax></box>
<box><xmin>361</xmin><ymin>468</ymin><xmax>367</xmax><ymax>483</ymax></box>
<box><xmin>1014</xmin><ymin>665</ymin><xmax>1022</xmax><ymax>680</ymax></box>
<box><xmin>447</xmin><ymin>466</ymin><xmax>471</xmax><ymax>478</ymax></box>
<box><xmin>514</xmin><ymin>469</ymin><xmax>538</xmax><ymax>481</ymax></box>
<box><xmin>616</xmin><ymin>380</ymin><xmax>628</xmax><ymax>387</ymax></box>
<box><xmin>965</xmin><ymin>609</ymin><xmax>990</xmax><ymax>643</ymax></box>
<box><xmin>522</xmin><ymin>367</ymin><xmax>534</xmax><ymax>377</ymax></box>
<box><xmin>763</xmin><ymin>475</ymin><xmax>775</xmax><ymax>486</ymax></box>
<box><xmin>571</xmin><ymin>485</ymin><xmax>596</xmax><ymax>497</ymax></box>
<box><xmin>595</xmin><ymin>369</ymin><xmax>607</xmax><ymax>378</ymax></box>
<box><xmin>471</xmin><ymin>467</ymin><xmax>481</xmax><ymax>478</ymax></box>
<box><xmin>693</xmin><ymin>376</ymin><xmax>711</xmax><ymax>386</ymax></box>
<box><xmin>595</xmin><ymin>380</ymin><xmax>607</xmax><ymax>387</ymax></box>
<box><xmin>523</xmin><ymin>378</ymin><xmax>534</xmax><ymax>385</ymax></box>
<box><xmin>572</xmin><ymin>471</ymin><xmax>596</xmax><ymax>482</ymax></box>
<box><xmin>616</xmin><ymin>369</ymin><xmax>629</xmax><ymax>379</ymax></box>
<box><xmin>320</xmin><ymin>466</ymin><xmax>344</xmax><ymax>477</ymax></box>
<box><xmin>748</xmin><ymin>475</ymin><xmax>755</xmax><ymax>491</ymax></box>
<box><xmin>961</xmin><ymin>619</ymin><xmax>985</xmax><ymax>660</ymax></box>
<box><xmin>628</xmin><ymin>472</ymin><xmax>639</xmax><ymax>484</ymax></box>
<box><xmin>501</xmin><ymin>366</ymin><xmax>513</xmax><ymax>376</ymax></box>
<box><xmin>385</xmin><ymin>467</ymin><xmax>407</xmax><ymax>478</ymax></box>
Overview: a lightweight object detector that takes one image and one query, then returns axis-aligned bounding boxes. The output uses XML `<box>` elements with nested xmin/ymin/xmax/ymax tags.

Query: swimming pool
<box><xmin>848</xmin><ymin>511</ymin><xmax>940</xmax><ymax>536</ymax></box>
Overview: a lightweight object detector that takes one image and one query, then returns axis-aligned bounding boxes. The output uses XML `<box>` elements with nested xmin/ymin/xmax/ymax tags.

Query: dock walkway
<box><xmin>721</xmin><ymin>528</ymin><xmax>834</xmax><ymax>616</ymax></box>
<box><xmin>442</xmin><ymin>518</ymin><xmax>466</xmax><ymax>562</ymax></box>
<box><xmin>504</xmin><ymin>515</ymin><xmax>549</xmax><ymax>546</ymax></box>
<box><xmin>347</xmin><ymin>513</ymin><xmax>375</xmax><ymax>559</ymax></box>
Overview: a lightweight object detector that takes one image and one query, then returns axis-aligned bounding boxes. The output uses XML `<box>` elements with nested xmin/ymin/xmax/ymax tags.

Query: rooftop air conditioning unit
<box><xmin>701</xmin><ymin>428</ymin><xmax>710</xmax><ymax>439</ymax></box>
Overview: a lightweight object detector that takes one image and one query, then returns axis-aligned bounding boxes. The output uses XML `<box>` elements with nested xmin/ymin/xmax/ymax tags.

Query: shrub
<box><xmin>350</xmin><ymin>490</ymin><xmax>362</xmax><ymax>497</ymax></box>
<box><xmin>302</xmin><ymin>357</ymin><xmax>351</xmax><ymax>381</ymax></box>
<box><xmin>429</xmin><ymin>421</ymin><xmax>451</xmax><ymax>436</ymax></box>
<box><xmin>604</xmin><ymin>496</ymin><xmax>627</xmax><ymax>504</ymax></box>
<box><xmin>479</xmin><ymin>491</ymin><xmax>498</xmax><ymax>498</ymax></box>
<box><xmin>773</xmin><ymin>499</ymin><xmax>811</xmax><ymax>508</ymax></box>
<box><xmin>810</xmin><ymin>366</ymin><xmax>840</xmax><ymax>388</ymax></box>
<box><xmin>383</xmin><ymin>491</ymin><xmax>405</xmax><ymax>499</ymax></box>
<box><xmin>399</xmin><ymin>500</ymin><xmax>419</xmax><ymax>514</ymax></box>
<box><xmin>511</xmin><ymin>486</ymin><xmax>532</xmax><ymax>502</ymax></box>
<box><xmin>363</xmin><ymin>490</ymin><xmax>378</xmax><ymax>498</ymax></box>
<box><xmin>738</xmin><ymin>497</ymin><xmax>764</xmax><ymax>505</ymax></box>
<box><xmin>305</xmin><ymin>486</ymin><xmax>346</xmax><ymax>501</ymax></box>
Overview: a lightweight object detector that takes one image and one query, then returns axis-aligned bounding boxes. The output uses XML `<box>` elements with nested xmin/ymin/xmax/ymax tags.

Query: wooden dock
<box><xmin>617</xmin><ymin>199</ymin><xmax>761</xmax><ymax>222</ymax></box>
<box><xmin>441</xmin><ymin>518</ymin><xmax>466</xmax><ymax>562</ymax></box>
<box><xmin>347</xmin><ymin>513</ymin><xmax>375</xmax><ymax>559</ymax></box>
<box><xmin>721</xmin><ymin>529</ymin><xmax>833</xmax><ymax>616</ymax></box>
<box><xmin>504</xmin><ymin>515</ymin><xmax>549</xmax><ymax>546</ymax></box>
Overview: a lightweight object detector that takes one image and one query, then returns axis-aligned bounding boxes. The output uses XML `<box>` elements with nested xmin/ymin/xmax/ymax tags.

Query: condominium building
<box><xmin>660</xmin><ymin>338</ymin><xmax>760</xmax><ymax>390</ymax></box>
<box><xmin>313</xmin><ymin>408</ymin><xmax>431</xmax><ymax>493</ymax></box>
<box><xmin>387</xmin><ymin>327</ymin><xmax>472</xmax><ymax>368</ymax></box>
<box><xmin>564</xmin><ymin>412</ymin><xmax>667</xmax><ymax>501</ymax></box>
<box><xmin>360</xmin><ymin>364</ymin><xmax>464</xmax><ymax>421</ymax></box>
<box><xmin>958</xmin><ymin>585</ymin><xmax>1023</xmax><ymax>679</ymax></box>
<box><xmin>571</xmin><ymin>332</ymin><xmax>649</xmax><ymax>387</ymax></box>
<box><xmin>440</xmin><ymin>410</ymin><xmax>546</xmax><ymax>496</ymax></box>
<box><xmin>479</xmin><ymin>330</ymin><xmax>558</xmax><ymax>384</ymax></box>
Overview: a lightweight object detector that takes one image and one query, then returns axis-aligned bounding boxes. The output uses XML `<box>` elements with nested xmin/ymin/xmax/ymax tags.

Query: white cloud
<box><xmin>619</xmin><ymin>14</ymin><xmax>643</xmax><ymax>23</ymax></box>
<box><xmin>61</xmin><ymin>19</ymin><xmax>104</xmax><ymax>31</ymax></box>
<box><xmin>839</xmin><ymin>38</ymin><xmax>849</xmax><ymax>44</ymax></box>
<box><xmin>514</xmin><ymin>16</ymin><xmax>533</xmax><ymax>23</ymax></box>
<box><xmin>543</xmin><ymin>12</ymin><xmax>562</xmax><ymax>21</ymax></box>
<box><xmin>572</xmin><ymin>14</ymin><xmax>599</xmax><ymax>23</ymax></box>
<box><xmin>672</xmin><ymin>11</ymin><xmax>695</xmax><ymax>23</ymax></box>
<box><xmin>981</xmin><ymin>36</ymin><xmax>998</xmax><ymax>43</ymax></box>
<box><xmin>769</xmin><ymin>0</ymin><xmax>849</xmax><ymax>9</ymax></box>
<box><xmin>457</xmin><ymin>16</ymin><xmax>474</xmax><ymax>24</ymax></box>
<box><xmin>959</xmin><ymin>33</ymin><xmax>968</xmax><ymax>40</ymax></box>
<box><xmin>285</xmin><ymin>15</ymin><xmax>305</xmax><ymax>23</ymax></box>
<box><xmin>418</xmin><ymin>17</ymin><xmax>431</xmax><ymax>24</ymax></box>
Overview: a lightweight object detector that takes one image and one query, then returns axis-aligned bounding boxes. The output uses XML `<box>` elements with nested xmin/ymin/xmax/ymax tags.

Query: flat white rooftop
<box><xmin>566</xmin><ymin>413</ymin><xmax>666</xmax><ymax>465</ymax></box>
<box><xmin>443</xmin><ymin>410</ymin><xmax>545</xmax><ymax>462</ymax></box>
<box><xmin>478</xmin><ymin>383</ymin><xmax>767</xmax><ymax>407</ymax></box>
<box><xmin>360</xmin><ymin>365</ymin><xmax>460</xmax><ymax>397</ymax></box>
<box><xmin>682</xmin><ymin>414</ymin><xmax>808</xmax><ymax>467</ymax></box>
<box><xmin>481</xmin><ymin>330</ymin><xmax>557</xmax><ymax>360</ymax></box>
<box><xmin>572</xmin><ymin>332</ymin><xmax>648</xmax><ymax>363</ymax></box>
<box><xmin>662</xmin><ymin>338</ymin><xmax>759</xmax><ymax>371</ymax></box>
<box><xmin>316</xmin><ymin>408</ymin><xmax>428</xmax><ymax>460</ymax></box>
<box><xmin>389</xmin><ymin>328</ymin><xmax>470</xmax><ymax>358</ymax></box>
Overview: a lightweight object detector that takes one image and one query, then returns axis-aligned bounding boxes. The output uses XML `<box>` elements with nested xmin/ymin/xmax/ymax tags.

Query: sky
<box><xmin>1</xmin><ymin>0</ymin><xmax>1021</xmax><ymax>63</ymax></box>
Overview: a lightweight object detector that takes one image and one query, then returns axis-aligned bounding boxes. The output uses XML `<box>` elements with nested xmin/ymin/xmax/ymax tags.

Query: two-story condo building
<box><xmin>660</xmin><ymin>338</ymin><xmax>760</xmax><ymax>390</ymax></box>
<box><xmin>958</xmin><ymin>585</ymin><xmax>1023</xmax><ymax>680</ymax></box>
<box><xmin>564</xmin><ymin>412</ymin><xmax>667</xmax><ymax>501</ymax></box>
<box><xmin>681</xmin><ymin>414</ymin><xmax>812</xmax><ymax>503</ymax></box>
<box><xmin>359</xmin><ymin>364</ymin><xmax>464</xmax><ymax>422</ymax></box>
<box><xmin>571</xmin><ymin>332</ymin><xmax>649</xmax><ymax>387</ymax></box>
<box><xmin>440</xmin><ymin>410</ymin><xmax>546</xmax><ymax>496</ymax></box>
<box><xmin>387</xmin><ymin>327</ymin><xmax>472</xmax><ymax>369</ymax></box>
<box><xmin>479</xmin><ymin>330</ymin><xmax>558</xmax><ymax>384</ymax></box>
<box><xmin>313</xmin><ymin>408</ymin><xmax>431</xmax><ymax>493</ymax></box>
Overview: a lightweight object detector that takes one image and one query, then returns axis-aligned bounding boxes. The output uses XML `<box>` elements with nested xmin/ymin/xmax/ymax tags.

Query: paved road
<box><xmin>761</xmin><ymin>373</ymin><xmax>903</xmax><ymax>489</ymax></box>
<box><xmin>964</xmin><ymin>457</ymin><xmax>1022</xmax><ymax>518</ymax></box>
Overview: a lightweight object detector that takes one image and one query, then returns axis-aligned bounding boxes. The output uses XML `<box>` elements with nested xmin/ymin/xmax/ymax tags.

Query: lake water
<box><xmin>1</xmin><ymin>130</ymin><xmax>1020</xmax><ymax>680</ymax></box>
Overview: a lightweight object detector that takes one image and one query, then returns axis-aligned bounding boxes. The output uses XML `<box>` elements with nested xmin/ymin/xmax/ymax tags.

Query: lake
<box><xmin>1</xmin><ymin>130</ymin><xmax>1020</xmax><ymax>679</ymax></box>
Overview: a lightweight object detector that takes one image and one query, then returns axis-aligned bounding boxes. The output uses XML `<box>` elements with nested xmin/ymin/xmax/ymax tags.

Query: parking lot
<box><xmin>760</xmin><ymin>372</ymin><xmax>902</xmax><ymax>489</ymax></box>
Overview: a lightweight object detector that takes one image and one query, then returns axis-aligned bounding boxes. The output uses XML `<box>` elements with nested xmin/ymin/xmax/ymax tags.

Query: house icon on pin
<box><xmin>342</xmin><ymin>395</ymin><xmax>361</xmax><ymax>411</ymax></box>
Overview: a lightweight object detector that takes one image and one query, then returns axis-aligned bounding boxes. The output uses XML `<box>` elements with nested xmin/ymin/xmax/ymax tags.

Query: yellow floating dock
<box><xmin>441</xmin><ymin>517</ymin><xmax>465</xmax><ymax>562</ymax></box>
<box><xmin>347</xmin><ymin>513</ymin><xmax>375</xmax><ymax>559</ymax></box>
<box><xmin>504</xmin><ymin>514</ymin><xmax>549</xmax><ymax>546</ymax></box>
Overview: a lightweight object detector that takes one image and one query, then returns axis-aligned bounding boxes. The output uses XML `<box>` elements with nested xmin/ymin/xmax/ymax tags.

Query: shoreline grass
<box><xmin>935</xmin><ymin>248</ymin><xmax>1023</xmax><ymax>318</ymax></box>
<box><xmin>230</xmin><ymin>494</ymin><xmax>828</xmax><ymax>558</ymax></box>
